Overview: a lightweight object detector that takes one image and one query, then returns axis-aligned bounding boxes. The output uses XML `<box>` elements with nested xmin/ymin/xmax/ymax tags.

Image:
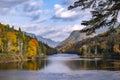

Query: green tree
<box><xmin>69</xmin><ymin>0</ymin><xmax>120</xmax><ymax>34</ymax></box>
<box><xmin>17</xmin><ymin>28</ymin><xmax>23</xmax><ymax>54</ymax></box>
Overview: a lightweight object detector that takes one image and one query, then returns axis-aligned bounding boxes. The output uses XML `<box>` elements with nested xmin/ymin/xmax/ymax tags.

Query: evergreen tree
<box><xmin>69</xmin><ymin>0</ymin><xmax>120</xmax><ymax>34</ymax></box>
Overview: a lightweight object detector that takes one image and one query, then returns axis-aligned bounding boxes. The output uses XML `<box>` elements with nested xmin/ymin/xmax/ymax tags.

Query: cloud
<box><xmin>0</xmin><ymin>0</ymin><xmax>27</xmax><ymax>14</ymax></box>
<box><xmin>61</xmin><ymin>0</ymin><xmax>78</xmax><ymax>5</ymax></box>
<box><xmin>34</xmin><ymin>24</ymin><xmax>86</xmax><ymax>41</ymax></box>
<box><xmin>23</xmin><ymin>0</ymin><xmax>43</xmax><ymax>12</ymax></box>
<box><xmin>72</xmin><ymin>24</ymin><xmax>86</xmax><ymax>30</ymax></box>
<box><xmin>52</xmin><ymin>4</ymin><xmax>92</xmax><ymax>22</ymax></box>
<box><xmin>41</xmin><ymin>27</ymin><xmax>72</xmax><ymax>41</ymax></box>
<box><xmin>20</xmin><ymin>0</ymin><xmax>44</xmax><ymax>21</ymax></box>
<box><xmin>17</xmin><ymin>22</ymin><xmax>74</xmax><ymax>41</ymax></box>
<box><xmin>0</xmin><ymin>0</ymin><xmax>27</xmax><ymax>7</ymax></box>
<box><xmin>0</xmin><ymin>0</ymin><xmax>92</xmax><ymax>42</ymax></box>
<box><xmin>25</xmin><ymin>10</ymin><xmax>42</xmax><ymax>20</ymax></box>
<box><xmin>0</xmin><ymin>0</ymin><xmax>44</xmax><ymax>21</ymax></box>
<box><xmin>53</xmin><ymin>4</ymin><xmax>80</xmax><ymax>20</ymax></box>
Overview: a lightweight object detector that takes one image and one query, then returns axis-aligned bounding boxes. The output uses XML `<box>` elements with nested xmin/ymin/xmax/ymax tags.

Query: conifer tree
<box><xmin>69</xmin><ymin>0</ymin><xmax>120</xmax><ymax>34</ymax></box>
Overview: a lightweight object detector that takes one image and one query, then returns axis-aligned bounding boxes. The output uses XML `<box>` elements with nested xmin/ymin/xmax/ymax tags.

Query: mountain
<box><xmin>0</xmin><ymin>23</ymin><xmax>56</xmax><ymax>62</ymax></box>
<box><xmin>25</xmin><ymin>32</ymin><xmax>59</xmax><ymax>48</ymax></box>
<box><xmin>24</xmin><ymin>32</ymin><xmax>36</xmax><ymax>38</ymax></box>
<box><xmin>57</xmin><ymin>30</ymin><xmax>95</xmax><ymax>49</ymax></box>
<box><xmin>36</xmin><ymin>35</ymin><xmax>59</xmax><ymax>48</ymax></box>
<box><xmin>57</xmin><ymin>23</ymin><xmax>120</xmax><ymax>49</ymax></box>
<box><xmin>58</xmin><ymin>25</ymin><xmax>120</xmax><ymax>58</ymax></box>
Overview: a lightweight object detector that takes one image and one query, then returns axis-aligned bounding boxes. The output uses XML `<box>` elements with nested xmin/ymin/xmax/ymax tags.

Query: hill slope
<box><xmin>24</xmin><ymin>33</ymin><xmax>59</xmax><ymax>48</ymax></box>
<box><xmin>0</xmin><ymin>23</ymin><xmax>56</xmax><ymax>62</ymax></box>
<box><xmin>36</xmin><ymin>35</ymin><xmax>59</xmax><ymax>48</ymax></box>
<box><xmin>59</xmin><ymin>26</ymin><xmax>120</xmax><ymax>58</ymax></box>
<box><xmin>57</xmin><ymin>23</ymin><xmax>119</xmax><ymax>49</ymax></box>
<box><xmin>57</xmin><ymin>30</ymin><xmax>95</xmax><ymax>48</ymax></box>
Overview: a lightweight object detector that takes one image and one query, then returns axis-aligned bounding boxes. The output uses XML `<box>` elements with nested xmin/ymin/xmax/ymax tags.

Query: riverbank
<box><xmin>0</xmin><ymin>53</ymin><xmax>46</xmax><ymax>63</ymax></box>
<box><xmin>0</xmin><ymin>53</ymin><xmax>27</xmax><ymax>63</ymax></box>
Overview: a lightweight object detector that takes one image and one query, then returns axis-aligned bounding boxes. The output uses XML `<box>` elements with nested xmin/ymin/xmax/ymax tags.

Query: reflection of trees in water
<box><xmin>111</xmin><ymin>61</ymin><xmax>120</xmax><ymax>71</ymax></box>
<box><xmin>27</xmin><ymin>61</ymin><xmax>38</xmax><ymax>70</ymax></box>
<box><xmin>0</xmin><ymin>62</ymin><xmax>24</xmax><ymax>70</ymax></box>
<box><xmin>0</xmin><ymin>59</ymin><xmax>120</xmax><ymax>71</ymax></box>
<box><xmin>65</xmin><ymin>59</ymin><xmax>120</xmax><ymax>71</ymax></box>
<box><xmin>24</xmin><ymin>60</ymin><xmax>47</xmax><ymax>70</ymax></box>
<box><xmin>0</xmin><ymin>60</ymin><xmax>47</xmax><ymax>70</ymax></box>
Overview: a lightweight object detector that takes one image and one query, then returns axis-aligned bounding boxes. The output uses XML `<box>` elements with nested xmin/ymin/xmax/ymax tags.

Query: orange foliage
<box><xmin>29</xmin><ymin>39</ymin><xmax>38</xmax><ymax>46</ymax></box>
<box><xmin>27</xmin><ymin>39</ymin><xmax>38</xmax><ymax>58</ymax></box>
<box><xmin>27</xmin><ymin>61</ymin><xmax>37</xmax><ymax>70</ymax></box>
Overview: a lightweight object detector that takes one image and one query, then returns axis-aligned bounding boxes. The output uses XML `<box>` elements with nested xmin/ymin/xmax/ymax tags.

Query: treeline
<box><xmin>59</xmin><ymin>26</ymin><xmax>120</xmax><ymax>58</ymax></box>
<box><xmin>0</xmin><ymin>23</ymin><xmax>56</xmax><ymax>61</ymax></box>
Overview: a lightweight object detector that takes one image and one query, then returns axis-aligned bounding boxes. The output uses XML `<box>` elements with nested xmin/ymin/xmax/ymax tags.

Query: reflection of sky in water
<box><xmin>40</xmin><ymin>54</ymin><xmax>103</xmax><ymax>73</ymax></box>
<box><xmin>0</xmin><ymin>70</ymin><xmax>120</xmax><ymax>80</ymax></box>
<box><xmin>40</xmin><ymin>54</ymin><xmax>79</xmax><ymax>73</ymax></box>
<box><xmin>40</xmin><ymin>60</ymin><xmax>71</xmax><ymax>73</ymax></box>
<box><xmin>0</xmin><ymin>54</ymin><xmax>120</xmax><ymax>80</ymax></box>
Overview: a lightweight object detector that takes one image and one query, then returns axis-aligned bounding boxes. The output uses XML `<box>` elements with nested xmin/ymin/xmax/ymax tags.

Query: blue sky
<box><xmin>0</xmin><ymin>0</ymin><xmax>120</xmax><ymax>41</ymax></box>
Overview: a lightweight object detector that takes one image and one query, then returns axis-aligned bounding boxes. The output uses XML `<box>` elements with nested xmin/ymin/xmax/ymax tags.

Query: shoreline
<box><xmin>0</xmin><ymin>53</ymin><xmax>46</xmax><ymax>63</ymax></box>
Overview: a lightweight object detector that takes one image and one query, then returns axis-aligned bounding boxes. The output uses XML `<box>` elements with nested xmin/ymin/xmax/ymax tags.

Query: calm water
<box><xmin>0</xmin><ymin>53</ymin><xmax>120</xmax><ymax>80</ymax></box>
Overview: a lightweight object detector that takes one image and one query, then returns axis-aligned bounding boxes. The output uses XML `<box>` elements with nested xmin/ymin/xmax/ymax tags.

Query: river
<box><xmin>0</xmin><ymin>53</ymin><xmax>120</xmax><ymax>80</ymax></box>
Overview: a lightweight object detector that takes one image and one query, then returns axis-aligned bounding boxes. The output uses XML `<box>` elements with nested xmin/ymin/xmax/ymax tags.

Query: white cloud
<box><xmin>23</xmin><ymin>0</ymin><xmax>43</xmax><ymax>12</ymax></box>
<box><xmin>54</xmin><ymin>4</ymin><xmax>79</xmax><ymax>19</ymax></box>
<box><xmin>18</xmin><ymin>0</ymin><xmax>44</xmax><ymax>20</ymax></box>
<box><xmin>0</xmin><ymin>0</ymin><xmax>44</xmax><ymax>20</ymax></box>
<box><xmin>72</xmin><ymin>24</ymin><xmax>86</xmax><ymax>30</ymax></box>
<box><xmin>61</xmin><ymin>0</ymin><xmax>78</xmax><ymax>5</ymax></box>
<box><xmin>0</xmin><ymin>0</ymin><xmax>92</xmax><ymax>42</ymax></box>
<box><xmin>12</xmin><ymin>22</ymin><xmax>73</xmax><ymax>41</ymax></box>
<box><xmin>0</xmin><ymin>0</ymin><xmax>27</xmax><ymax>14</ymax></box>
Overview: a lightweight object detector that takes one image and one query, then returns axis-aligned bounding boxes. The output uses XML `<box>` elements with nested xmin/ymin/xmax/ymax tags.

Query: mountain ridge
<box><xmin>58</xmin><ymin>25</ymin><xmax>120</xmax><ymax>58</ymax></box>
<box><xmin>57</xmin><ymin>30</ymin><xmax>95</xmax><ymax>49</ymax></box>
<box><xmin>57</xmin><ymin>22</ymin><xmax>120</xmax><ymax>49</ymax></box>
<box><xmin>0</xmin><ymin>23</ymin><xmax>56</xmax><ymax>63</ymax></box>
<box><xmin>25</xmin><ymin>32</ymin><xmax>59</xmax><ymax>48</ymax></box>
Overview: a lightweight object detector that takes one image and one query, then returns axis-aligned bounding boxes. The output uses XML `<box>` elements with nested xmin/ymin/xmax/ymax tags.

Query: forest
<box><xmin>59</xmin><ymin>25</ymin><xmax>120</xmax><ymax>58</ymax></box>
<box><xmin>0</xmin><ymin>23</ymin><xmax>56</xmax><ymax>63</ymax></box>
<box><xmin>57</xmin><ymin>0</ymin><xmax>120</xmax><ymax>58</ymax></box>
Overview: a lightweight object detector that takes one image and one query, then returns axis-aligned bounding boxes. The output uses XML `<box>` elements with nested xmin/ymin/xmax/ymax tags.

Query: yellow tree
<box><xmin>7</xmin><ymin>32</ymin><xmax>18</xmax><ymax>53</ymax></box>
<box><xmin>27</xmin><ymin>39</ymin><xmax>38</xmax><ymax>58</ymax></box>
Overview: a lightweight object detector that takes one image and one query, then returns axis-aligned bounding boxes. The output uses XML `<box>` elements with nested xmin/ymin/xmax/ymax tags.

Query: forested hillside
<box><xmin>57</xmin><ymin>30</ymin><xmax>96</xmax><ymax>49</ymax></box>
<box><xmin>59</xmin><ymin>26</ymin><xmax>120</xmax><ymax>58</ymax></box>
<box><xmin>0</xmin><ymin>23</ymin><xmax>56</xmax><ymax>62</ymax></box>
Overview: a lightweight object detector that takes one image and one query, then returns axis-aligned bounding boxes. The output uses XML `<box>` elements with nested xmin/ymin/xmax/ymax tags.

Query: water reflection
<box><xmin>0</xmin><ymin>54</ymin><xmax>120</xmax><ymax>72</ymax></box>
<box><xmin>0</xmin><ymin>59</ymin><xmax>47</xmax><ymax>71</ymax></box>
<box><xmin>41</xmin><ymin>58</ymin><xmax>71</xmax><ymax>73</ymax></box>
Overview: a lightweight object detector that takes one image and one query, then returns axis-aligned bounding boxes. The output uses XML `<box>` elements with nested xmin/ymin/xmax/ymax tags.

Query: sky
<box><xmin>0</xmin><ymin>0</ymin><xmax>120</xmax><ymax>42</ymax></box>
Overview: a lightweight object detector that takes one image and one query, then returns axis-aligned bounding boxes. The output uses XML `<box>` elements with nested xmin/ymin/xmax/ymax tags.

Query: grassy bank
<box><xmin>0</xmin><ymin>53</ymin><xmax>28</xmax><ymax>63</ymax></box>
<box><xmin>0</xmin><ymin>53</ymin><xmax>47</xmax><ymax>63</ymax></box>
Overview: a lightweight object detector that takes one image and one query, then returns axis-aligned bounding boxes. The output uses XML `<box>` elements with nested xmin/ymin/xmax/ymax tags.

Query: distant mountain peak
<box><xmin>57</xmin><ymin>30</ymin><xmax>95</xmax><ymax>48</ymax></box>
<box><xmin>57</xmin><ymin>22</ymin><xmax>120</xmax><ymax>49</ymax></box>
<box><xmin>36</xmin><ymin>35</ymin><xmax>60</xmax><ymax>48</ymax></box>
<box><xmin>24</xmin><ymin>32</ymin><xmax>59</xmax><ymax>48</ymax></box>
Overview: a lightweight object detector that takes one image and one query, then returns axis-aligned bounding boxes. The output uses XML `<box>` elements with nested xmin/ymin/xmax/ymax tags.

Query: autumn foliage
<box><xmin>0</xmin><ymin>23</ymin><xmax>56</xmax><ymax>59</ymax></box>
<box><xmin>59</xmin><ymin>26</ymin><xmax>120</xmax><ymax>58</ymax></box>
<box><xmin>27</xmin><ymin>39</ymin><xmax>38</xmax><ymax>58</ymax></box>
